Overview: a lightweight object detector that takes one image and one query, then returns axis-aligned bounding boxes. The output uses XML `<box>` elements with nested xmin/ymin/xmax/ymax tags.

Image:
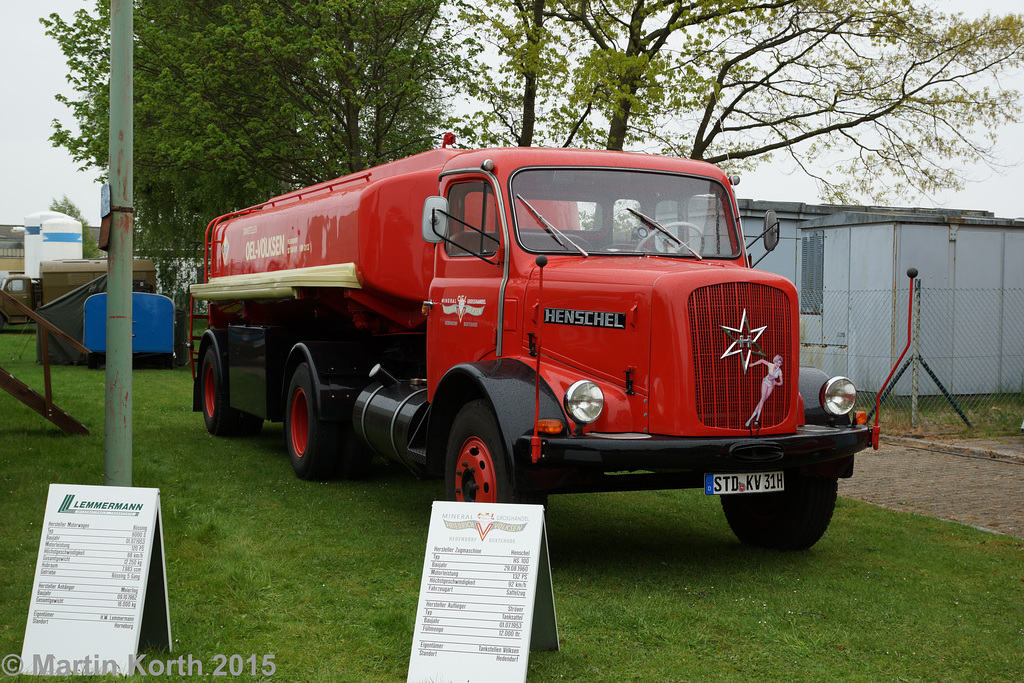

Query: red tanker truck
<box><xmin>190</xmin><ymin>146</ymin><xmax>871</xmax><ymax>550</ymax></box>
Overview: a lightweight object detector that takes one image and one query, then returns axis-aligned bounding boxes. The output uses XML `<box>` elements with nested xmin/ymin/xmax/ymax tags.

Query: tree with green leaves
<box><xmin>459</xmin><ymin>0</ymin><xmax>1024</xmax><ymax>202</ymax></box>
<box><xmin>49</xmin><ymin>194</ymin><xmax>101</xmax><ymax>258</ymax></box>
<box><xmin>45</xmin><ymin>0</ymin><xmax>462</xmax><ymax>294</ymax></box>
<box><xmin>456</xmin><ymin>0</ymin><xmax>572</xmax><ymax>147</ymax></box>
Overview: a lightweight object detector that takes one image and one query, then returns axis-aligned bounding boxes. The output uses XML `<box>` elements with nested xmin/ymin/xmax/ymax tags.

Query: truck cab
<box><xmin>0</xmin><ymin>275</ymin><xmax>38</xmax><ymax>327</ymax></box>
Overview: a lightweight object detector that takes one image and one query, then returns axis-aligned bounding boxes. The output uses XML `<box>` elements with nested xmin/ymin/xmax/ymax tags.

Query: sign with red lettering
<box><xmin>407</xmin><ymin>502</ymin><xmax>557</xmax><ymax>683</ymax></box>
<box><xmin>19</xmin><ymin>484</ymin><xmax>170</xmax><ymax>675</ymax></box>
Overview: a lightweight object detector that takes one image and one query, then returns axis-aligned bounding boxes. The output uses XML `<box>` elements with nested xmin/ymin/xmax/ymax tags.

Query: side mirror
<box><xmin>421</xmin><ymin>196</ymin><xmax>448</xmax><ymax>244</ymax></box>
<box><xmin>763</xmin><ymin>210</ymin><xmax>780</xmax><ymax>252</ymax></box>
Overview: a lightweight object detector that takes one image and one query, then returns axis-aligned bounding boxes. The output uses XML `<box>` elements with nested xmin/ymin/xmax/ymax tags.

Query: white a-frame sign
<box><xmin>408</xmin><ymin>501</ymin><xmax>558</xmax><ymax>683</ymax></box>
<box><xmin>20</xmin><ymin>484</ymin><xmax>171</xmax><ymax>676</ymax></box>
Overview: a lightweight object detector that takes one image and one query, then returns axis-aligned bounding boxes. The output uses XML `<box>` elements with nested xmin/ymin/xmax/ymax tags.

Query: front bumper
<box><xmin>513</xmin><ymin>424</ymin><xmax>870</xmax><ymax>494</ymax></box>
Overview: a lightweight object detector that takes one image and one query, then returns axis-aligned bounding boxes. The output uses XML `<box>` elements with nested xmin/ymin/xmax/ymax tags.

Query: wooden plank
<box><xmin>0</xmin><ymin>289</ymin><xmax>90</xmax><ymax>355</ymax></box>
<box><xmin>0</xmin><ymin>364</ymin><xmax>89</xmax><ymax>436</ymax></box>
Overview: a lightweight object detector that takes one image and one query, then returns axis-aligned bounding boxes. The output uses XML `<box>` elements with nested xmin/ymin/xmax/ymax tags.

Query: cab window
<box><xmin>512</xmin><ymin>168</ymin><xmax>740</xmax><ymax>258</ymax></box>
<box><xmin>445</xmin><ymin>182</ymin><xmax>499</xmax><ymax>257</ymax></box>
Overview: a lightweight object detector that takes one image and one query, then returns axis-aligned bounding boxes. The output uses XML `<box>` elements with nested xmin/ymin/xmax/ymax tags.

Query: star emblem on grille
<box><xmin>720</xmin><ymin>309</ymin><xmax>768</xmax><ymax>373</ymax></box>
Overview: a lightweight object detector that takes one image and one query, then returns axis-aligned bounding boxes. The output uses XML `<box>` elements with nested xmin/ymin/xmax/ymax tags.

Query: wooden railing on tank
<box><xmin>0</xmin><ymin>289</ymin><xmax>89</xmax><ymax>435</ymax></box>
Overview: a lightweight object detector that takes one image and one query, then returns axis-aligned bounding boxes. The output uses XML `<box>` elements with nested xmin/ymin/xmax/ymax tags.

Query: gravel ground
<box><xmin>839</xmin><ymin>436</ymin><xmax>1024</xmax><ymax>539</ymax></box>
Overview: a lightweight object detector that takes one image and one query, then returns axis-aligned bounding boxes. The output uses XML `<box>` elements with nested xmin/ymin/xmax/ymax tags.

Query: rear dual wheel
<box><xmin>285</xmin><ymin>363</ymin><xmax>338</xmax><ymax>481</ymax></box>
<box><xmin>201</xmin><ymin>346</ymin><xmax>240</xmax><ymax>436</ymax></box>
<box><xmin>200</xmin><ymin>345</ymin><xmax>263</xmax><ymax>436</ymax></box>
<box><xmin>285</xmin><ymin>362</ymin><xmax>372</xmax><ymax>481</ymax></box>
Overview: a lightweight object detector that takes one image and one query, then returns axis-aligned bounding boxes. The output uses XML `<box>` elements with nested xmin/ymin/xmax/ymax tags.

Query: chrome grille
<box><xmin>689</xmin><ymin>283</ymin><xmax>792</xmax><ymax>429</ymax></box>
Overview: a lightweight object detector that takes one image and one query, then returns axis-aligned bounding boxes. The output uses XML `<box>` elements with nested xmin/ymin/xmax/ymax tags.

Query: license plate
<box><xmin>704</xmin><ymin>471</ymin><xmax>784</xmax><ymax>495</ymax></box>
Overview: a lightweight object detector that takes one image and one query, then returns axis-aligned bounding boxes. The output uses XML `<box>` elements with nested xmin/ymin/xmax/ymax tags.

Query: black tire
<box><xmin>720</xmin><ymin>471</ymin><xmax>838</xmax><ymax>551</ymax></box>
<box><xmin>200</xmin><ymin>345</ymin><xmax>239</xmax><ymax>436</ymax></box>
<box><xmin>445</xmin><ymin>400</ymin><xmax>516</xmax><ymax>503</ymax></box>
<box><xmin>284</xmin><ymin>362</ymin><xmax>340</xmax><ymax>481</ymax></box>
<box><xmin>337</xmin><ymin>425</ymin><xmax>373</xmax><ymax>480</ymax></box>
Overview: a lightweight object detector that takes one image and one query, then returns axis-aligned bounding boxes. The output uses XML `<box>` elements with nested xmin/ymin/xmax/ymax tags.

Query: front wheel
<box><xmin>720</xmin><ymin>471</ymin><xmax>838</xmax><ymax>550</ymax></box>
<box><xmin>445</xmin><ymin>400</ymin><xmax>515</xmax><ymax>503</ymax></box>
<box><xmin>285</xmin><ymin>363</ymin><xmax>339</xmax><ymax>481</ymax></box>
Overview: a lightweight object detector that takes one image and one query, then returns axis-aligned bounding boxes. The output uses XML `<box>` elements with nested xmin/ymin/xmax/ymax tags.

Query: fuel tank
<box><xmin>352</xmin><ymin>377</ymin><xmax>430</xmax><ymax>472</ymax></box>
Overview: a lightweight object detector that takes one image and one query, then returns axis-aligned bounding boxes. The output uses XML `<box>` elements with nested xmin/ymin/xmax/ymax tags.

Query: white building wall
<box><xmin>807</xmin><ymin>218</ymin><xmax>1024</xmax><ymax>396</ymax></box>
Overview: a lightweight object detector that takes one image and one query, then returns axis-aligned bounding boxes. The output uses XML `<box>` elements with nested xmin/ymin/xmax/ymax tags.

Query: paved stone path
<box><xmin>839</xmin><ymin>437</ymin><xmax>1024</xmax><ymax>539</ymax></box>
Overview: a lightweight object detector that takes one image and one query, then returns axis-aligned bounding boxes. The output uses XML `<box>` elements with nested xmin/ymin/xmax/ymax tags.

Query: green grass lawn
<box><xmin>1</xmin><ymin>326</ymin><xmax>1022</xmax><ymax>681</ymax></box>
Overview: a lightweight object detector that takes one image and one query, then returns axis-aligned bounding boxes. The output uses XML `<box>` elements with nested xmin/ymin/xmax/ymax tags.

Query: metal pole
<box><xmin>911</xmin><ymin>278</ymin><xmax>921</xmax><ymax>428</ymax></box>
<box><xmin>104</xmin><ymin>0</ymin><xmax>133</xmax><ymax>486</ymax></box>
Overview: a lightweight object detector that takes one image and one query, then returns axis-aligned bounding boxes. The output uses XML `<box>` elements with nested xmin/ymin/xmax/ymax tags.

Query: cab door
<box><xmin>1</xmin><ymin>277</ymin><xmax>33</xmax><ymax>323</ymax></box>
<box><xmin>427</xmin><ymin>179</ymin><xmax>506</xmax><ymax>389</ymax></box>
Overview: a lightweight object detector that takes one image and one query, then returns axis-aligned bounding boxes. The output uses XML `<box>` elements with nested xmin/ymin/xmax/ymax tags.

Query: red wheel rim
<box><xmin>455</xmin><ymin>436</ymin><xmax>497</xmax><ymax>503</ymax></box>
<box><xmin>203</xmin><ymin>363</ymin><xmax>216</xmax><ymax>417</ymax></box>
<box><xmin>290</xmin><ymin>387</ymin><xmax>309</xmax><ymax>458</ymax></box>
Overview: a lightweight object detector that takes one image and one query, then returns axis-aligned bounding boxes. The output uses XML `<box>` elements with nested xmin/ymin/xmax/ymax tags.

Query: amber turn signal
<box><xmin>535</xmin><ymin>419</ymin><xmax>565</xmax><ymax>435</ymax></box>
<box><xmin>854</xmin><ymin>411</ymin><xmax>868</xmax><ymax>425</ymax></box>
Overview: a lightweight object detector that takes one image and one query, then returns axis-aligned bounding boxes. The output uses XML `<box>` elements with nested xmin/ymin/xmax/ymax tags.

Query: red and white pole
<box><xmin>872</xmin><ymin>267</ymin><xmax>918</xmax><ymax>450</ymax></box>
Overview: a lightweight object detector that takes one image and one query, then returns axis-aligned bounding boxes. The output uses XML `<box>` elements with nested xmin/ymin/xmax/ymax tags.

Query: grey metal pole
<box><xmin>104</xmin><ymin>0</ymin><xmax>133</xmax><ymax>486</ymax></box>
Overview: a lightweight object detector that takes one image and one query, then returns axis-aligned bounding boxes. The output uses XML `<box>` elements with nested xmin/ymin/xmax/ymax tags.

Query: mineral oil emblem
<box><xmin>441</xmin><ymin>295</ymin><xmax>485</xmax><ymax>322</ymax></box>
<box><xmin>720</xmin><ymin>309</ymin><xmax>768</xmax><ymax>373</ymax></box>
<box><xmin>442</xmin><ymin>512</ymin><xmax>528</xmax><ymax>540</ymax></box>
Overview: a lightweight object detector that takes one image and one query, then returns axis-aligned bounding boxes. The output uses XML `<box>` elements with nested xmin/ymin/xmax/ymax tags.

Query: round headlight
<box><xmin>564</xmin><ymin>380</ymin><xmax>604</xmax><ymax>425</ymax></box>
<box><xmin>821</xmin><ymin>376</ymin><xmax>856</xmax><ymax>416</ymax></box>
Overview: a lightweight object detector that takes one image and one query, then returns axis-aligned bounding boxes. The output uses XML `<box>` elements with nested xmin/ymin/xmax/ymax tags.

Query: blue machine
<box><xmin>84</xmin><ymin>292</ymin><xmax>175</xmax><ymax>366</ymax></box>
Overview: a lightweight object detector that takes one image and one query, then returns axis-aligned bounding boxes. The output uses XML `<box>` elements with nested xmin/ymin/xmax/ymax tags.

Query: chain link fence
<box><xmin>801</xmin><ymin>285</ymin><xmax>1024</xmax><ymax>436</ymax></box>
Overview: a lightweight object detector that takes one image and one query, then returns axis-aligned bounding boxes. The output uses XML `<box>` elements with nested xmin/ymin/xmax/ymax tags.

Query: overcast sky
<box><xmin>1</xmin><ymin>0</ymin><xmax>1021</xmax><ymax>227</ymax></box>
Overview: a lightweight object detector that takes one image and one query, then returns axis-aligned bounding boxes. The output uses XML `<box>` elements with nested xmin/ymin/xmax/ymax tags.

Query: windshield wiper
<box><xmin>626</xmin><ymin>208</ymin><xmax>702</xmax><ymax>260</ymax></box>
<box><xmin>516</xmin><ymin>195</ymin><xmax>588</xmax><ymax>257</ymax></box>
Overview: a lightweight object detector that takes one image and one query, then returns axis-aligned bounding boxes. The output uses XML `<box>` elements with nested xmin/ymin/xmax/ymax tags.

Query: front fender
<box><xmin>425</xmin><ymin>359</ymin><xmax>565</xmax><ymax>477</ymax></box>
<box><xmin>800</xmin><ymin>365</ymin><xmax>854</xmax><ymax>427</ymax></box>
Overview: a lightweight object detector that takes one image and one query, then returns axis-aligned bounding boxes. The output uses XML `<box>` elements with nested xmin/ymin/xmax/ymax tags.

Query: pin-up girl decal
<box><xmin>746</xmin><ymin>355</ymin><xmax>784</xmax><ymax>428</ymax></box>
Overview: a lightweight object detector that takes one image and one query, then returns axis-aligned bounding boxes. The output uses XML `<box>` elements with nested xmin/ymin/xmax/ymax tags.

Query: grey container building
<box><xmin>738</xmin><ymin>200</ymin><xmax>1024</xmax><ymax>397</ymax></box>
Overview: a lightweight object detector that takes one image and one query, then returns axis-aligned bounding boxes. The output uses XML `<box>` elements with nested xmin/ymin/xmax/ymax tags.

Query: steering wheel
<box><xmin>636</xmin><ymin>221</ymin><xmax>705</xmax><ymax>255</ymax></box>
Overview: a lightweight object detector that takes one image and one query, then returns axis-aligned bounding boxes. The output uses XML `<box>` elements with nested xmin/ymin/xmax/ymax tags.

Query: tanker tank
<box><xmin>198</xmin><ymin>148</ymin><xmax>465</xmax><ymax>330</ymax></box>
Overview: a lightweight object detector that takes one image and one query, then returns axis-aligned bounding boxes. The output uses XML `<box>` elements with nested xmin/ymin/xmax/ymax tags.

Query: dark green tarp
<box><xmin>35</xmin><ymin>275</ymin><xmax>107</xmax><ymax>365</ymax></box>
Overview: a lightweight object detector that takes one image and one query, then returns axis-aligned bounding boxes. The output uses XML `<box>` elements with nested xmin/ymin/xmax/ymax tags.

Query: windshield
<box><xmin>510</xmin><ymin>168</ymin><xmax>741</xmax><ymax>258</ymax></box>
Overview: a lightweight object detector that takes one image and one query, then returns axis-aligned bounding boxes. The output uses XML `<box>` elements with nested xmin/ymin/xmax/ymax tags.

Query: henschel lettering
<box><xmin>544</xmin><ymin>307</ymin><xmax>626</xmax><ymax>329</ymax></box>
